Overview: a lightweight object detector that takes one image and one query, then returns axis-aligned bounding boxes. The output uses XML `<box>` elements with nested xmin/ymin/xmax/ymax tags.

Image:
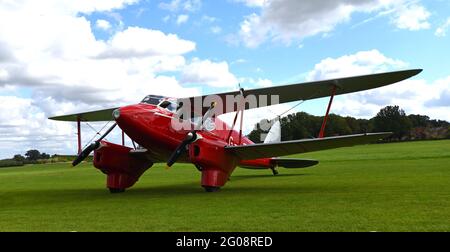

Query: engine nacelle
<box><xmin>93</xmin><ymin>141</ymin><xmax>153</xmax><ymax>191</ymax></box>
<box><xmin>188</xmin><ymin>135</ymin><xmax>238</xmax><ymax>189</ymax></box>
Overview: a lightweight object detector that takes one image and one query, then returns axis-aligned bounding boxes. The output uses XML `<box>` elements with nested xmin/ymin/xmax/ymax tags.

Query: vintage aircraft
<box><xmin>49</xmin><ymin>69</ymin><xmax>422</xmax><ymax>193</ymax></box>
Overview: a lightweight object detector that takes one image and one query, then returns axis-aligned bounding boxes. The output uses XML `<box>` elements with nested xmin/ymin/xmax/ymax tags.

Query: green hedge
<box><xmin>0</xmin><ymin>159</ymin><xmax>24</xmax><ymax>168</ymax></box>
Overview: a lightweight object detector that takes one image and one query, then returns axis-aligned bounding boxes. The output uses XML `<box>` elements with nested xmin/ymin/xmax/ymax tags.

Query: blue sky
<box><xmin>88</xmin><ymin>1</ymin><xmax>448</xmax><ymax>77</ymax></box>
<box><xmin>85</xmin><ymin>0</ymin><xmax>449</xmax><ymax>84</ymax></box>
<box><xmin>0</xmin><ymin>0</ymin><xmax>449</xmax><ymax>158</ymax></box>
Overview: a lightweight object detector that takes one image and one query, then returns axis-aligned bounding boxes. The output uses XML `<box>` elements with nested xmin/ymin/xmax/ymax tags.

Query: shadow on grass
<box><xmin>2</xmin><ymin>173</ymin><xmax>353</xmax><ymax>209</ymax></box>
<box><xmin>230</xmin><ymin>173</ymin><xmax>309</xmax><ymax>182</ymax></box>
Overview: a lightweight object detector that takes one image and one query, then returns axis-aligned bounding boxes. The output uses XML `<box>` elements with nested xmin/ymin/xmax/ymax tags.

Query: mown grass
<box><xmin>0</xmin><ymin>140</ymin><xmax>449</xmax><ymax>231</ymax></box>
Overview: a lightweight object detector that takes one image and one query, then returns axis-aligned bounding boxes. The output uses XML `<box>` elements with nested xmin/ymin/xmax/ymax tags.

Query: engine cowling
<box><xmin>188</xmin><ymin>135</ymin><xmax>238</xmax><ymax>189</ymax></box>
<box><xmin>93</xmin><ymin>141</ymin><xmax>153</xmax><ymax>191</ymax></box>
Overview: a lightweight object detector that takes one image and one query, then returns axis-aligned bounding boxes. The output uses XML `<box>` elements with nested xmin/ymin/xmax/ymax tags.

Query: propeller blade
<box><xmin>72</xmin><ymin>142</ymin><xmax>99</xmax><ymax>166</ymax></box>
<box><xmin>72</xmin><ymin>123</ymin><xmax>117</xmax><ymax>167</ymax></box>
<box><xmin>166</xmin><ymin>132</ymin><xmax>196</xmax><ymax>167</ymax></box>
<box><xmin>166</xmin><ymin>102</ymin><xmax>214</xmax><ymax>167</ymax></box>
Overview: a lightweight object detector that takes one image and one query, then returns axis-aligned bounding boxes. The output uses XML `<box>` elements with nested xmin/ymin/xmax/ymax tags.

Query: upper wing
<box><xmin>183</xmin><ymin>69</ymin><xmax>422</xmax><ymax>116</ymax></box>
<box><xmin>49</xmin><ymin>107</ymin><xmax>118</xmax><ymax>122</ymax></box>
<box><xmin>225</xmin><ymin>132</ymin><xmax>391</xmax><ymax>160</ymax></box>
<box><xmin>48</xmin><ymin>69</ymin><xmax>422</xmax><ymax>121</ymax></box>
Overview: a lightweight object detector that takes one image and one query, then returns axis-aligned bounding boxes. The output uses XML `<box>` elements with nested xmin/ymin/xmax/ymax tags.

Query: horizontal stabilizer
<box><xmin>226</xmin><ymin>132</ymin><xmax>391</xmax><ymax>160</ymax></box>
<box><xmin>271</xmin><ymin>158</ymin><xmax>318</xmax><ymax>168</ymax></box>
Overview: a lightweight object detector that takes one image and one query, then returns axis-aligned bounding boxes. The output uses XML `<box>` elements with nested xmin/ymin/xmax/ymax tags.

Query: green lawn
<box><xmin>0</xmin><ymin>140</ymin><xmax>449</xmax><ymax>231</ymax></box>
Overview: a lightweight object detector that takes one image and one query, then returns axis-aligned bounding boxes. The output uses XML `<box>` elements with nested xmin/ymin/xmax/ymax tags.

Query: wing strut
<box><xmin>318</xmin><ymin>85</ymin><xmax>337</xmax><ymax>138</ymax></box>
<box><xmin>238</xmin><ymin>88</ymin><xmax>245</xmax><ymax>144</ymax></box>
<box><xmin>226</xmin><ymin>88</ymin><xmax>246</xmax><ymax>144</ymax></box>
<box><xmin>77</xmin><ymin>117</ymin><xmax>82</xmax><ymax>154</ymax></box>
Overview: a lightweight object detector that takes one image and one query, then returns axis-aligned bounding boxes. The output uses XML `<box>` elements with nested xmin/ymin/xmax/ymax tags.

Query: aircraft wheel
<box><xmin>270</xmin><ymin>167</ymin><xmax>279</xmax><ymax>176</ymax></box>
<box><xmin>109</xmin><ymin>188</ymin><xmax>126</xmax><ymax>194</ymax></box>
<box><xmin>203</xmin><ymin>186</ymin><xmax>221</xmax><ymax>192</ymax></box>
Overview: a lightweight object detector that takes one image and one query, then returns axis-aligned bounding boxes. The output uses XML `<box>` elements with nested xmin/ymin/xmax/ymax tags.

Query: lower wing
<box><xmin>225</xmin><ymin>132</ymin><xmax>391</xmax><ymax>160</ymax></box>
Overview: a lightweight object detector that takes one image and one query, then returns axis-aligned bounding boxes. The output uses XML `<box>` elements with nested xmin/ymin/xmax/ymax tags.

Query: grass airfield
<box><xmin>0</xmin><ymin>140</ymin><xmax>449</xmax><ymax>232</ymax></box>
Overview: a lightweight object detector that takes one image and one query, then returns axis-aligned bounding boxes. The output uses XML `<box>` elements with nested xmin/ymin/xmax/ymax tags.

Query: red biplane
<box><xmin>49</xmin><ymin>69</ymin><xmax>422</xmax><ymax>193</ymax></box>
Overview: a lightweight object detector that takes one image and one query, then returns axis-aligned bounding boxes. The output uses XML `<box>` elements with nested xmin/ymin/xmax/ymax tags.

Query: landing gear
<box><xmin>270</xmin><ymin>167</ymin><xmax>279</xmax><ymax>176</ymax></box>
<box><xmin>109</xmin><ymin>188</ymin><xmax>126</xmax><ymax>194</ymax></box>
<box><xmin>203</xmin><ymin>186</ymin><xmax>221</xmax><ymax>192</ymax></box>
<box><xmin>195</xmin><ymin>164</ymin><xmax>203</xmax><ymax>172</ymax></box>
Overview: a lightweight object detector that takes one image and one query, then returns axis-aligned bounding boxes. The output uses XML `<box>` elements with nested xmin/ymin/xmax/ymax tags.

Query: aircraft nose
<box><xmin>113</xmin><ymin>104</ymin><xmax>145</xmax><ymax>125</ymax></box>
<box><xmin>113</xmin><ymin>106</ymin><xmax>133</xmax><ymax>123</ymax></box>
<box><xmin>112</xmin><ymin>108</ymin><xmax>121</xmax><ymax>120</ymax></box>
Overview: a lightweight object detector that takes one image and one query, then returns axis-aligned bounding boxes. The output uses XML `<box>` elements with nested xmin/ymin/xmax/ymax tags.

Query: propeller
<box><xmin>165</xmin><ymin>102</ymin><xmax>216</xmax><ymax>168</ymax></box>
<box><xmin>166</xmin><ymin>131</ymin><xmax>197</xmax><ymax>168</ymax></box>
<box><xmin>72</xmin><ymin>123</ymin><xmax>117</xmax><ymax>166</ymax></box>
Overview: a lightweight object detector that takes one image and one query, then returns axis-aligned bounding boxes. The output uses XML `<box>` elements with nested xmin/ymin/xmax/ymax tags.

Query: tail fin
<box><xmin>264</xmin><ymin>120</ymin><xmax>281</xmax><ymax>143</ymax></box>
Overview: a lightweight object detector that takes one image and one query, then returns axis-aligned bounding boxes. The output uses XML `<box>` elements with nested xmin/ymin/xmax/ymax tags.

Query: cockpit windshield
<box><xmin>141</xmin><ymin>95</ymin><xmax>165</xmax><ymax>105</ymax></box>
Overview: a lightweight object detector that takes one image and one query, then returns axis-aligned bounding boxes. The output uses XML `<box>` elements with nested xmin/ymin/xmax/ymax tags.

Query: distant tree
<box><xmin>373</xmin><ymin>106</ymin><xmax>412</xmax><ymax>140</ymax></box>
<box><xmin>358</xmin><ymin>118</ymin><xmax>374</xmax><ymax>133</ymax></box>
<box><xmin>280</xmin><ymin>112</ymin><xmax>321</xmax><ymax>140</ymax></box>
<box><xmin>428</xmin><ymin>119</ymin><xmax>450</xmax><ymax>128</ymax></box>
<box><xmin>408</xmin><ymin>114</ymin><xmax>430</xmax><ymax>128</ymax></box>
<box><xmin>345</xmin><ymin>117</ymin><xmax>361</xmax><ymax>133</ymax></box>
<box><xmin>247</xmin><ymin>124</ymin><xmax>265</xmax><ymax>143</ymax></box>
<box><xmin>324</xmin><ymin>114</ymin><xmax>352</xmax><ymax>136</ymax></box>
<box><xmin>25</xmin><ymin>150</ymin><xmax>41</xmax><ymax>161</ymax></box>
<box><xmin>40</xmin><ymin>153</ymin><xmax>50</xmax><ymax>159</ymax></box>
<box><xmin>13</xmin><ymin>154</ymin><xmax>26</xmax><ymax>162</ymax></box>
<box><xmin>247</xmin><ymin>106</ymin><xmax>448</xmax><ymax>143</ymax></box>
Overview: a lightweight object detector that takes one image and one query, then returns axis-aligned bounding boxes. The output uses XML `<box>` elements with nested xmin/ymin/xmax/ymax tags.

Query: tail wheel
<box><xmin>270</xmin><ymin>167</ymin><xmax>279</xmax><ymax>176</ymax></box>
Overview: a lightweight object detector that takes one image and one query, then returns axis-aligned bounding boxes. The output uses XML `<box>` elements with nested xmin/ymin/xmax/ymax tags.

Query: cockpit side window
<box><xmin>158</xmin><ymin>100</ymin><xmax>178</xmax><ymax>113</ymax></box>
<box><xmin>141</xmin><ymin>95</ymin><xmax>164</xmax><ymax>105</ymax></box>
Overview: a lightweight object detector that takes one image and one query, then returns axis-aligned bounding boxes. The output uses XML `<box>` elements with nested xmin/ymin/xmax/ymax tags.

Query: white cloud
<box><xmin>231</xmin><ymin>58</ymin><xmax>247</xmax><ymax>65</ymax></box>
<box><xmin>239</xmin><ymin>13</ymin><xmax>270</xmax><ymax>48</ymax></box>
<box><xmin>0</xmin><ymin>0</ymin><xmax>139</xmax><ymax>16</ymax></box>
<box><xmin>255</xmin><ymin>78</ymin><xmax>273</xmax><ymax>87</ymax></box>
<box><xmin>201</xmin><ymin>15</ymin><xmax>217</xmax><ymax>23</ymax></box>
<box><xmin>435</xmin><ymin>17</ymin><xmax>450</xmax><ymax>37</ymax></box>
<box><xmin>99</xmin><ymin>27</ymin><xmax>196</xmax><ymax>58</ymax></box>
<box><xmin>304</xmin><ymin>50</ymin><xmax>450</xmax><ymax>122</ymax></box>
<box><xmin>159</xmin><ymin>0</ymin><xmax>202</xmax><ymax>12</ymax></box>
<box><xmin>211</xmin><ymin>26</ymin><xmax>222</xmax><ymax>34</ymax></box>
<box><xmin>176</xmin><ymin>14</ymin><xmax>189</xmax><ymax>25</ymax></box>
<box><xmin>0</xmin><ymin>0</ymin><xmax>209</xmax><ymax>158</ymax></box>
<box><xmin>238</xmin><ymin>77</ymin><xmax>273</xmax><ymax>87</ymax></box>
<box><xmin>0</xmin><ymin>95</ymin><xmax>74</xmax><ymax>158</ymax></box>
<box><xmin>234</xmin><ymin>0</ymin><xmax>267</xmax><ymax>8</ymax></box>
<box><xmin>181</xmin><ymin>58</ymin><xmax>239</xmax><ymax>88</ymax></box>
<box><xmin>392</xmin><ymin>4</ymin><xmax>430</xmax><ymax>31</ymax></box>
<box><xmin>332</xmin><ymin>78</ymin><xmax>450</xmax><ymax>122</ymax></box>
<box><xmin>96</xmin><ymin>19</ymin><xmax>111</xmax><ymax>30</ymax></box>
<box><xmin>306</xmin><ymin>49</ymin><xmax>407</xmax><ymax>81</ymax></box>
<box><xmin>236</xmin><ymin>0</ymin><xmax>429</xmax><ymax>48</ymax></box>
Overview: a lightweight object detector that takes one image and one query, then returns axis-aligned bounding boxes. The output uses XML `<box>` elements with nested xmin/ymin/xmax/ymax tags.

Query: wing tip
<box><xmin>409</xmin><ymin>68</ymin><xmax>423</xmax><ymax>76</ymax></box>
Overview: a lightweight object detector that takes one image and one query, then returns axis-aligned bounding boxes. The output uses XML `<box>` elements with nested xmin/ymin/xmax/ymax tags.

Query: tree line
<box><xmin>1</xmin><ymin>105</ymin><xmax>449</xmax><ymax>167</ymax></box>
<box><xmin>0</xmin><ymin>150</ymin><xmax>53</xmax><ymax>168</ymax></box>
<box><xmin>248</xmin><ymin>105</ymin><xmax>450</xmax><ymax>143</ymax></box>
<box><xmin>0</xmin><ymin>148</ymin><xmax>93</xmax><ymax>167</ymax></box>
